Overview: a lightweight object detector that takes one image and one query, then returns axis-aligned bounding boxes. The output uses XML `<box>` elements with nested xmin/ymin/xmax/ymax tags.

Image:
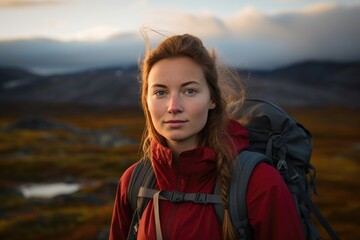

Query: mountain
<box><xmin>239</xmin><ymin>61</ymin><xmax>360</xmax><ymax>107</ymax></box>
<box><xmin>0</xmin><ymin>61</ymin><xmax>359</xmax><ymax>109</ymax></box>
<box><xmin>0</xmin><ymin>66</ymin><xmax>139</xmax><ymax>107</ymax></box>
<box><xmin>0</xmin><ymin>67</ymin><xmax>40</xmax><ymax>89</ymax></box>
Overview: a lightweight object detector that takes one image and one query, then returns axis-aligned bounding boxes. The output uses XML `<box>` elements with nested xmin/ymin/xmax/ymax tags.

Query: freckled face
<box><xmin>147</xmin><ymin>57</ymin><xmax>215</xmax><ymax>154</ymax></box>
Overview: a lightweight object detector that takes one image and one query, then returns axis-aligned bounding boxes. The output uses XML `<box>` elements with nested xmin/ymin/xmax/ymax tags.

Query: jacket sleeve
<box><xmin>246</xmin><ymin>163</ymin><xmax>304</xmax><ymax>240</ymax></box>
<box><xmin>109</xmin><ymin>163</ymin><xmax>137</xmax><ymax>240</ymax></box>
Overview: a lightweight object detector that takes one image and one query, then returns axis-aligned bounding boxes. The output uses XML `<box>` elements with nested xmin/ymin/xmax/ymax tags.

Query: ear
<box><xmin>209</xmin><ymin>100</ymin><xmax>216</xmax><ymax>110</ymax></box>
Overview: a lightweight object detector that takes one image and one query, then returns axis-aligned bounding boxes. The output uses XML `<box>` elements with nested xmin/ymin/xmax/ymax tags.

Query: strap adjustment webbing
<box><xmin>138</xmin><ymin>187</ymin><xmax>222</xmax><ymax>204</ymax></box>
<box><xmin>138</xmin><ymin>187</ymin><xmax>223</xmax><ymax>240</ymax></box>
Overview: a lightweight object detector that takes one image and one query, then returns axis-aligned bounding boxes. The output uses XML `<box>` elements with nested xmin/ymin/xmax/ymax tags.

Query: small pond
<box><xmin>19</xmin><ymin>182</ymin><xmax>81</xmax><ymax>198</ymax></box>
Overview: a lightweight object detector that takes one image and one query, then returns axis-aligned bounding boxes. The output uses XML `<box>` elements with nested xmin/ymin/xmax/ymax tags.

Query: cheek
<box><xmin>147</xmin><ymin>98</ymin><xmax>162</xmax><ymax>125</ymax></box>
<box><xmin>192</xmin><ymin>104</ymin><xmax>210</xmax><ymax>125</ymax></box>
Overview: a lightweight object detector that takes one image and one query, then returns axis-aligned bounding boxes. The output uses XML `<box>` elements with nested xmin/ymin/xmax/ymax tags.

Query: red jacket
<box><xmin>109</xmin><ymin>120</ymin><xmax>304</xmax><ymax>240</ymax></box>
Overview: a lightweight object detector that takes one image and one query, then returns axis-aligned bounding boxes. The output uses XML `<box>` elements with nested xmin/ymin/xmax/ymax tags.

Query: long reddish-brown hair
<box><xmin>138</xmin><ymin>32</ymin><xmax>244</xmax><ymax>239</ymax></box>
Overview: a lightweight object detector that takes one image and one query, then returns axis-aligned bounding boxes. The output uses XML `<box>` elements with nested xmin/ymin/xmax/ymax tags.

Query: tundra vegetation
<box><xmin>0</xmin><ymin>105</ymin><xmax>358</xmax><ymax>240</ymax></box>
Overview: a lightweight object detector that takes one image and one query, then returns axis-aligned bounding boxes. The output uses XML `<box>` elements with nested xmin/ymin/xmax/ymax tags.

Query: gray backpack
<box><xmin>126</xmin><ymin>99</ymin><xmax>339</xmax><ymax>240</ymax></box>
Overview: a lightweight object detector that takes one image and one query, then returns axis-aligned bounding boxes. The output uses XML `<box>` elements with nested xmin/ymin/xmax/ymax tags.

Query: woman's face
<box><xmin>147</xmin><ymin>57</ymin><xmax>215</xmax><ymax>154</ymax></box>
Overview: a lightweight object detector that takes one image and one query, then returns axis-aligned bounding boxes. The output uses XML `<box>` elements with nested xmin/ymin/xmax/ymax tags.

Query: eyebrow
<box><xmin>150</xmin><ymin>81</ymin><xmax>201</xmax><ymax>89</ymax></box>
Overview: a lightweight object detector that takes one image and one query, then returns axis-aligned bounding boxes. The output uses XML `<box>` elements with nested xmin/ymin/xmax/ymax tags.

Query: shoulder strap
<box><xmin>212</xmin><ymin>150</ymin><xmax>272</xmax><ymax>239</ymax></box>
<box><xmin>231</xmin><ymin>150</ymin><xmax>272</xmax><ymax>239</ymax></box>
<box><xmin>128</xmin><ymin>159</ymin><xmax>155</xmax><ymax>212</ymax></box>
<box><xmin>127</xmin><ymin>159</ymin><xmax>156</xmax><ymax>240</ymax></box>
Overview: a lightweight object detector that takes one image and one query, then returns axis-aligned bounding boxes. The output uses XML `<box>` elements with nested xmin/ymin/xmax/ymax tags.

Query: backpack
<box><xmin>126</xmin><ymin>99</ymin><xmax>339</xmax><ymax>240</ymax></box>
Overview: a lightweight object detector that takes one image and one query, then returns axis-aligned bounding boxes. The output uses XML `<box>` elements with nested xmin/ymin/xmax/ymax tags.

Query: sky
<box><xmin>0</xmin><ymin>0</ymin><xmax>359</xmax><ymax>75</ymax></box>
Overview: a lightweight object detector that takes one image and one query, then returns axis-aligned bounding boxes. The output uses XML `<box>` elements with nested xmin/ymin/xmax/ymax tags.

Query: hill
<box><xmin>0</xmin><ymin>61</ymin><xmax>359</xmax><ymax>109</ymax></box>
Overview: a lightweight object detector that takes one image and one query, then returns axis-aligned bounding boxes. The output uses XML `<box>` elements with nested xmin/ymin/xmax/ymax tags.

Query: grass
<box><xmin>0</xmin><ymin>105</ymin><xmax>359</xmax><ymax>240</ymax></box>
<box><xmin>288</xmin><ymin>107</ymin><xmax>360</xmax><ymax>240</ymax></box>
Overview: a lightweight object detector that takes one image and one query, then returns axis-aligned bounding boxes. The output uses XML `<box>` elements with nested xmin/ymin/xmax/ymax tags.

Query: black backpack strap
<box><xmin>213</xmin><ymin>150</ymin><xmax>272</xmax><ymax>239</ymax></box>
<box><xmin>127</xmin><ymin>159</ymin><xmax>156</xmax><ymax>240</ymax></box>
<box><xmin>293</xmin><ymin>184</ymin><xmax>340</xmax><ymax>240</ymax></box>
<box><xmin>230</xmin><ymin>150</ymin><xmax>272</xmax><ymax>239</ymax></box>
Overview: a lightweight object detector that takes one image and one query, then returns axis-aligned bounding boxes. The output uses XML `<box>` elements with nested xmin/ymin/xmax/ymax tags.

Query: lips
<box><xmin>164</xmin><ymin>120</ymin><xmax>187</xmax><ymax>128</ymax></box>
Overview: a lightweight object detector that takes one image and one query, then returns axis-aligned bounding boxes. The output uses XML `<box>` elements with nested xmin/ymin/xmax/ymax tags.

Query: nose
<box><xmin>167</xmin><ymin>93</ymin><xmax>183</xmax><ymax>114</ymax></box>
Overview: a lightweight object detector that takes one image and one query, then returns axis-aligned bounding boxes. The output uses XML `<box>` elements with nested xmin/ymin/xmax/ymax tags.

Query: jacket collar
<box><xmin>150</xmin><ymin>119</ymin><xmax>249</xmax><ymax>176</ymax></box>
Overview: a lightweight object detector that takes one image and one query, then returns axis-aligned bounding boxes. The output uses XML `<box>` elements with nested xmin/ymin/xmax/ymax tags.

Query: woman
<box><xmin>109</xmin><ymin>33</ymin><xmax>304</xmax><ymax>240</ymax></box>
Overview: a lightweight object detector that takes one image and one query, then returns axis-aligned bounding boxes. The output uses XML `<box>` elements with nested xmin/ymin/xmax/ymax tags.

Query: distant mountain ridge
<box><xmin>0</xmin><ymin>66</ymin><xmax>139</xmax><ymax>107</ymax></box>
<box><xmin>0</xmin><ymin>61</ymin><xmax>359</xmax><ymax>108</ymax></box>
<box><xmin>248</xmin><ymin>61</ymin><xmax>359</xmax><ymax>86</ymax></box>
<box><xmin>240</xmin><ymin>60</ymin><xmax>360</xmax><ymax>107</ymax></box>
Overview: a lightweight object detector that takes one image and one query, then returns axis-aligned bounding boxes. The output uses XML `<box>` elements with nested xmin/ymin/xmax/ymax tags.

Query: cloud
<box><xmin>58</xmin><ymin>25</ymin><xmax>123</xmax><ymax>42</ymax></box>
<box><xmin>0</xmin><ymin>33</ymin><xmax>144</xmax><ymax>74</ymax></box>
<box><xmin>143</xmin><ymin>11</ymin><xmax>228</xmax><ymax>38</ymax></box>
<box><xmin>210</xmin><ymin>2</ymin><xmax>360</xmax><ymax>68</ymax></box>
<box><xmin>0</xmin><ymin>2</ymin><xmax>359</xmax><ymax>74</ymax></box>
<box><xmin>0</xmin><ymin>0</ymin><xmax>63</xmax><ymax>8</ymax></box>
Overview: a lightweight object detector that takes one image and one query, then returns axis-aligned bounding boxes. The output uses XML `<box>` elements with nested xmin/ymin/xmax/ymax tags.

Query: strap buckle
<box><xmin>170</xmin><ymin>192</ymin><xmax>185</xmax><ymax>203</ymax></box>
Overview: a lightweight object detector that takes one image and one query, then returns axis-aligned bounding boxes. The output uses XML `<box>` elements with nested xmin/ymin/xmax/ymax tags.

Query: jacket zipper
<box><xmin>164</xmin><ymin>169</ymin><xmax>182</xmax><ymax>239</ymax></box>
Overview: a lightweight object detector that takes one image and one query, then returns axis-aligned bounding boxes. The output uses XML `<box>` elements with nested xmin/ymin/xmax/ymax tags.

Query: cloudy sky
<box><xmin>0</xmin><ymin>0</ymin><xmax>359</xmax><ymax>75</ymax></box>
